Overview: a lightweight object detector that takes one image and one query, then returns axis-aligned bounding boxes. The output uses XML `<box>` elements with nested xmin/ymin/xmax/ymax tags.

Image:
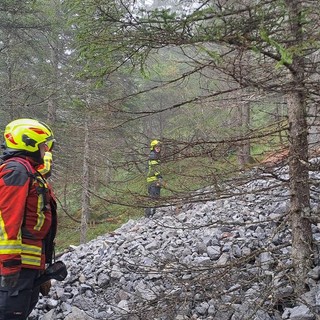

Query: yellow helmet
<box><xmin>4</xmin><ymin>118</ymin><xmax>54</xmax><ymax>153</ymax></box>
<box><xmin>150</xmin><ymin>139</ymin><xmax>161</xmax><ymax>150</ymax></box>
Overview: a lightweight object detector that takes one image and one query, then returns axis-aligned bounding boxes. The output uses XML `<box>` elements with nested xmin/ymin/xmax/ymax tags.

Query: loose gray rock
<box><xmin>33</xmin><ymin>166</ymin><xmax>320</xmax><ymax>320</ymax></box>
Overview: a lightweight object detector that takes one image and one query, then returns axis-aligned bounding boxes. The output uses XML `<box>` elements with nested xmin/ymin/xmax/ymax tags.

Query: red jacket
<box><xmin>0</xmin><ymin>157</ymin><xmax>56</xmax><ymax>276</ymax></box>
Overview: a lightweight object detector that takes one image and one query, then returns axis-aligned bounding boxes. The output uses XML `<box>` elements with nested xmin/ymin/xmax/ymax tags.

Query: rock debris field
<box><xmin>30</xmin><ymin>167</ymin><xmax>320</xmax><ymax>320</ymax></box>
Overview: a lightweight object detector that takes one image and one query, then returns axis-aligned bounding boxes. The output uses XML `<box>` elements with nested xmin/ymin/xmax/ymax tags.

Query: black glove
<box><xmin>0</xmin><ymin>272</ymin><xmax>20</xmax><ymax>288</ymax></box>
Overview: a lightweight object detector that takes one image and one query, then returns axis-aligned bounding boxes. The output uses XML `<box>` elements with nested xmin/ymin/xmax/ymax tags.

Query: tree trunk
<box><xmin>237</xmin><ymin>102</ymin><xmax>253</xmax><ymax>167</ymax></box>
<box><xmin>286</xmin><ymin>0</ymin><xmax>312</xmax><ymax>294</ymax></box>
<box><xmin>47</xmin><ymin>42</ymin><xmax>58</xmax><ymax>124</ymax></box>
<box><xmin>287</xmin><ymin>89</ymin><xmax>312</xmax><ymax>294</ymax></box>
<box><xmin>307</xmin><ymin>103</ymin><xmax>320</xmax><ymax>155</ymax></box>
<box><xmin>80</xmin><ymin>112</ymin><xmax>90</xmax><ymax>244</ymax></box>
<box><xmin>47</xmin><ymin>0</ymin><xmax>60</xmax><ymax>124</ymax></box>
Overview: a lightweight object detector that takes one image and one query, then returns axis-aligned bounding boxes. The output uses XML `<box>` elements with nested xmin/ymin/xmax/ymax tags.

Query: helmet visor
<box><xmin>45</xmin><ymin>137</ymin><xmax>55</xmax><ymax>151</ymax></box>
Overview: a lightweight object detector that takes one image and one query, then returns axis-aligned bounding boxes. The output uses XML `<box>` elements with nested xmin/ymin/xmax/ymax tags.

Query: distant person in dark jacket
<box><xmin>145</xmin><ymin>140</ymin><xmax>164</xmax><ymax>218</ymax></box>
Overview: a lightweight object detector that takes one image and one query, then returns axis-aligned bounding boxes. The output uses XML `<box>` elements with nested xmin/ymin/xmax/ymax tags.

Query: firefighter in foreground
<box><xmin>145</xmin><ymin>139</ymin><xmax>165</xmax><ymax>218</ymax></box>
<box><xmin>0</xmin><ymin>119</ymin><xmax>58</xmax><ymax>320</ymax></box>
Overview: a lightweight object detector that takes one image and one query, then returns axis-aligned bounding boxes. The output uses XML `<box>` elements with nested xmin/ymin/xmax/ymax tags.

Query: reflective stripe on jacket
<box><xmin>0</xmin><ymin>157</ymin><xmax>54</xmax><ymax>275</ymax></box>
<box><xmin>147</xmin><ymin>150</ymin><xmax>161</xmax><ymax>183</ymax></box>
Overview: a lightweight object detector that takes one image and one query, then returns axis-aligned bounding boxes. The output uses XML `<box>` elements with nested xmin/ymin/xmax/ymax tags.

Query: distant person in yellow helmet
<box><xmin>145</xmin><ymin>139</ymin><xmax>164</xmax><ymax>218</ymax></box>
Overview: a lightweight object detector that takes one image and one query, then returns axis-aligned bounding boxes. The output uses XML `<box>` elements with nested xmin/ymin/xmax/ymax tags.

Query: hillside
<box><xmin>31</xmin><ymin>166</ymin><xmax>320</xmax><ymax>320</ymax></box>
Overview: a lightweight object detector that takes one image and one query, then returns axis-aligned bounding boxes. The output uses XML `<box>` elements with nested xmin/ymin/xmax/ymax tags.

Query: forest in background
<box><xmin>1</xmin><ymin>0</ymin><xmax>320</xmax><ymax>296</ymax></box>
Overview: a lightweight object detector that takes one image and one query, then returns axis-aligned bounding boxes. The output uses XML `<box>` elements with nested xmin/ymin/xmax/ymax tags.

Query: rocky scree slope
<box><xmin>31</xmin><ymin>168</ymin><xmax>320</xmax><ymax>320</ymax></box>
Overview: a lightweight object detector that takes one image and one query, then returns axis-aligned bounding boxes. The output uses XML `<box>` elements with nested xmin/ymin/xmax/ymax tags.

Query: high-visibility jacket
<box><xmin>0</xmin><ymin>156</ymin><xmax>57</xmax><ymax>276</ymax></box>
<box><xmin>147</xmin><ymin>150</ymin><xmax>162</xmax><ymax>184</ymax></box>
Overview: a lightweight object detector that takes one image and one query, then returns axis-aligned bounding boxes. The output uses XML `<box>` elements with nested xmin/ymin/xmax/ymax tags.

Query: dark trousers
<box><xmin>0</xmin><ymin>268</ymin><xmax>41</xmax><ymax>320</ymax></box>
<box><xmin>145</xmin><ymin>183</ymin><xmax>161</xmax><ymax>217</ymax></box>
